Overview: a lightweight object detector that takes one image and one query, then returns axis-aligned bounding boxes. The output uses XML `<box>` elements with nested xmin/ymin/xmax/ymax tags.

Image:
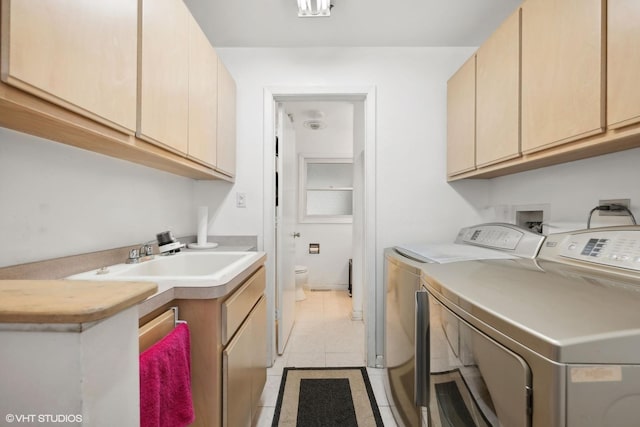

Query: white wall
<box><xmin>285</xmin><ymin>101</ymin><xmax>354</xmax><ymax>287</ymax></box>
<box><xmin>2</xmin><ymin>47</ymin><xmax>488</xmax><ymax>316</ymax></box>
<box><xmin>487</xmin><ymin>147</ymin><xmax>640</xmax><ymax>232</ymax></box>
<box><xmin>199</xmin><ymin>47</ymin><xmax>489</xmax><ymax>299</ymax></box>
<box><xmin>0</xmin><ymin>127</ymin><xmax>195</xmax><ymax>268</ymax></box>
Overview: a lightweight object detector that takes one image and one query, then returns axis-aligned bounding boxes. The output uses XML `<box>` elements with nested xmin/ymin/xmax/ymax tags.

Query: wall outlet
<box><xmin>236</xmin><ymin>192</ymin><xmax>247</xmax><ymax>208</ymax></box>
<box><xmin>598</xmin><ymin>199</ymin><xmax>631</xmax><ymax>216</ymax></box>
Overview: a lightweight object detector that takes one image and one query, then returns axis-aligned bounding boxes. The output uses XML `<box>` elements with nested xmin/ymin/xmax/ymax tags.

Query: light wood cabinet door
<box><xmin>476</xmin><ymin>9</ymin><xmax>521</xmax><ymax>167</ymax></box>
<box><xmin>223</xmin><ymin>314</ymin><xmax>253</xmax><ymax>427</ymax></box>
<box><xmin>250</xmin><ymin>297</ymin><xmax>267</xmax><ymax>415</ymax></box>
<box><xmin>223</xmin><ymin>296</ymin><xmax>267</xmax><ymax>427</ymax></box>
<box><xmin>188</xmin><ymin>16</ymin><xmax>218</xmax><ymax>168</ymax></box>
<box><xmin>521</xmin><ymin>0</ymin><xmax>604</xmax><ymax>153</ymax></box>
<box><xmin>222</xmin><ymin>266</ymin><xmax>265</xmax><ymax>345</ymax></box>
<box><xmin>447</xmin><ymin>55</ymin><xmax>476</xmax><ymax>176</ymax></box>
<box><xmin>138</xmin><ymin>0</ymin><xmax>189</xmax><ymax>154</ymax></box>
<box><xmin>0</xmin><ymin>0</ymin><xmax>137</xmax><ymax>133</ymax></box>
<box><xmin>216</xmin><ymin>60</ymin><xmax>237</xmax><ymax>177</ymax></box>
<box><xmin>608</xmin><ymin>0</ymin><xmax>640</xmax><ymax>130</ymax></box>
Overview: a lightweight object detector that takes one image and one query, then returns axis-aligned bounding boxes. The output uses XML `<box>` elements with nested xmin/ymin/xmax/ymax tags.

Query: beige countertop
<box><xmin>0</xmin><ymin>280</ymin><xmax>157</xmax><ymax>324</ymax></box>
<box><xmin>3</xmin><ymin>251</ymin><xmax>268</xmax><ymax>324</ymax></box>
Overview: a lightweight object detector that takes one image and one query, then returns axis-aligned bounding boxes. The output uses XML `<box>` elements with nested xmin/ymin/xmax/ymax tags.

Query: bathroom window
<box><xmin>299</xmin><ymin>156</ymin><xmax>353</xmax><ymax>223</ymax></box>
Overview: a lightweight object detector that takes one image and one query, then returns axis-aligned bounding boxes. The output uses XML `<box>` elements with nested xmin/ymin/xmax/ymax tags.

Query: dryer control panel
<box><xmin>540</xmin><ymin>227</ymin><xmax>640</xmax><ymax>272</ymax></box>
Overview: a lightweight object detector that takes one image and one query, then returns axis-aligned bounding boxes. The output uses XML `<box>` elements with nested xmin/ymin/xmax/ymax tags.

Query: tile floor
<box><xmin>252</xmin><ymin>290</ymin><xmax>398</xmax><ymax>426</ymax></box>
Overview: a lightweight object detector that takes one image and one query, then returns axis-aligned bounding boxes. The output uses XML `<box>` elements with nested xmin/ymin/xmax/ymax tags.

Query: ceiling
<box><xmin>283</xmin><ymin>101</ymin><xmax>354</xmax><ymax>133</ymax></box>
<box><xmin>183</xmin><ymin>0</ymin><xmax>522</xmax><ymax>48</ymax></box>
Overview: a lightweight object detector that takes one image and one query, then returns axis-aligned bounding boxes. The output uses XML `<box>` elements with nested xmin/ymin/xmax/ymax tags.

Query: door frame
<box><xmin>262</xmin><ymin>86</ymin><xmax>378</xmax><ymax>366</ymax></box>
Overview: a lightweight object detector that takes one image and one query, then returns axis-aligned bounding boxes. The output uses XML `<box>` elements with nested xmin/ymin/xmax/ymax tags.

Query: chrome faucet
<box><xmin>126</xmin><ymin>241</ymin><xmax>156</xmax><ymax>264</ymax></box>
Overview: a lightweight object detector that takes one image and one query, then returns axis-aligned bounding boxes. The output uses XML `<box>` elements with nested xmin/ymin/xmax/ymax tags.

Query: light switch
<box><xmin>236</xmin><ymin>192</ymin><xmax>247</xmax><ymax>208</ymax></box>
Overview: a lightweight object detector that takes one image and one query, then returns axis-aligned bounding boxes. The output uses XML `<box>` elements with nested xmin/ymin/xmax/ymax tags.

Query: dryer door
<box><xmin>428</xmin><ymin>295</ymin><xmax>532</xmax><ymax>427</ymax></box>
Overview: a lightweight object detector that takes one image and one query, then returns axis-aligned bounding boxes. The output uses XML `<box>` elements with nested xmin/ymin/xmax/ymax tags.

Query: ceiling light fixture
<box><xmin>303</xmin><ymin>120</ymin><xmax>326</xmax><ymax>130</ymax></box>
<box><xmin>297</xmin><ymin>0</ymin><xmax>331</xmax><ymax>17</ymax></box>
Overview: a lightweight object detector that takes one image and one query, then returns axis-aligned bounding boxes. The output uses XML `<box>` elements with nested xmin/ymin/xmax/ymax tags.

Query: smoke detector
<box><xmin>303</xmin><ymin>120</ymin><xmax>326</xmax><ymax>130</ymax></box>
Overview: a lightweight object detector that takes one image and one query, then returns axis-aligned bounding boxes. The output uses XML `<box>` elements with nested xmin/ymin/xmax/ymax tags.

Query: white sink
<box><xmin>112</xmin><ymin>252</ymin><xmax>249</xmax><ymax>277</ymax></box>
<box><xmin>67</xmin><ymin>251</ymin><xmax>259</xmax><ymax>286</ymax></box>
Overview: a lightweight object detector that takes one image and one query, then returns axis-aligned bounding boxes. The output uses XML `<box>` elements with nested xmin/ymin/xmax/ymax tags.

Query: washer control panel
<box><xmin>458</xmin><ymin>224</ymin><xmax>523</xmax><ymax>249</ymax></box>
<box><xmin>455</xmin><ymin>223</ymin><xmax>545</xmax><ymax>258</ymax></box>
<box><xmin>542</xmin><ymin>228</ymin><xmax>640</xmax><ymax>272</ymax></box>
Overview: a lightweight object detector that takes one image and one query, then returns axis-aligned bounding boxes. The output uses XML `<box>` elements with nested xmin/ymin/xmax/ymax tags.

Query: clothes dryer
<box><xmin>384</xmin><ymin>223</ymin><xmax>545</xmax><ymax>427</ymax></box>
<box><xmin>419</xmin><ymin>226</ymin><xmax>640</xmax><ymax>427</ymax></box>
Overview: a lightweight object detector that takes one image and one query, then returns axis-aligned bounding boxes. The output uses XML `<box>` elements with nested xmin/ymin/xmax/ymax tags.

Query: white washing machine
<box><xmin>419</xmin><ymin>226</ymin><xmax>640</xmax><ymax>427</ymax></box>
<box><xmin>384</xmin><ymin>223</ymin><xmax>545</xmax><ymax>427</ymax></box>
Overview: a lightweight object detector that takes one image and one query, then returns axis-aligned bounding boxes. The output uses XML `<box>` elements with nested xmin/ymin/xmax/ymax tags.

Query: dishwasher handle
<box><xmin>415</xmin><ymin>289</ymin><xmax>429</xmax><ymax>407</ymax></box>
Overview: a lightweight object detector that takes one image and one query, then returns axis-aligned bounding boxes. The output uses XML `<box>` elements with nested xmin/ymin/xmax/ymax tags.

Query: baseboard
<box><xmin>351</xmin><ymin>310</ymin><xmax>363</xmax><ymax>321</ymax></box>
<box><xmin>308</xmin><ymin>284</ymin><xmax>349</xmax><ymax>291</ymax></box>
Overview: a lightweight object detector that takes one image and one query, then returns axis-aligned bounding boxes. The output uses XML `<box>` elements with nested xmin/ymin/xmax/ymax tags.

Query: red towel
<box><xmin>139</xmin><ymin>323</ymin><xmax>195</xmax><ymax>427</ymax></box>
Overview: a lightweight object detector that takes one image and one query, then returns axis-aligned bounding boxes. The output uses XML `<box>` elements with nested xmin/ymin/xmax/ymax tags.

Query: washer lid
<box><xmin>394</xmin><ymin>223</ymin><xmax>544</xmax><ymax>264</ymax></box>
<box><xmin>395</xmin><ymin>242</ymin><xmax>516</xmax><ymax>264</ymax></box>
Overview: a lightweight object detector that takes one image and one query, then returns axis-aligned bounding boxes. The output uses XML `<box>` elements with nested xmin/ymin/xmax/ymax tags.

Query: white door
<box><xmin>276</xmin><ymin>104</ymin><xmax>297</xmax><ymax>354</ymax></box>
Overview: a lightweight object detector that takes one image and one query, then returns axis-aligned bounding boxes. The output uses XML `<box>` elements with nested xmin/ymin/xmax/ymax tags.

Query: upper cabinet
<box><xmin>188</xmin><ymin>15</ymin><xmax>219</xmax><ymax>168</ymax></box>
<box><xmin>447</xmin><ymin>55</ymin><xmax>476</xmax><ymax>177</ymax></box>
<box><xmin>138</xmin><ymin>0</ymin><xmax>190</xmax><ymax>155</ymax></box>
<box><xmin>607</xmin><ymin>0</ymin><xmax>640</xmax><ymax>130</ymax></box>
<box><xmin>521</xmin><ymin>0</ymin><xmax>604</xmax><ymax>153</ymax></box>
<box><xmin>0</xmin><ymin>0</ymin><xmax>236</xmax><ymax>180</ymax></box>
<box><xmin>476</xmin><ymin>9</ymin><xmax>521</xmax><ymax>167</ymax></box>
<box><xmin>216</xmin><ymin>60</ymin><xmax>237</xmax><ymax>177</ymax></box>
<box><xmin>0</xmin><ymin>0</ymin><xmax>137</xmax><ymax>133</ymax></box>
<box><xmin>447</xmin><ymin>0</ymin><xmax>640</xmax><ymax>181</ymax></box>
<box><xmin>139</xmin><ymin>0</ymin><xmax>236</xmax><ymax>175</ymax></box>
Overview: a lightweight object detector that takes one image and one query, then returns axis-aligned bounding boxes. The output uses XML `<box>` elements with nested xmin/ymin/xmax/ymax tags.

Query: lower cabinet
<box><xmin>223</xmin><ymin>297</ymin><xmax>267</xmax><ymax>427</ymax></box>
<box><xmin>141</xmin><ymin>265</ymin><xmax>266</xmax><ymax>427</ymax></box>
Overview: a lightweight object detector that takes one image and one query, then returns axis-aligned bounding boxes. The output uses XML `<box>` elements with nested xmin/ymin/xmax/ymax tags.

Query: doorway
<box><xmin>263</xmin><ymin>87</ymin><xmax>378</xmax><ymax>368</ymax></box>
<box><xmin>277</xmin><ymin>101</ymin><xmax>355</xmax><ymax>355</ymax></box>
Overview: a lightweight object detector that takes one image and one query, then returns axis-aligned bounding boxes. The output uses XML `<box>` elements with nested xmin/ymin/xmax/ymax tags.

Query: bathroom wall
<box><xmin>285</xmin><ymin>101</ymin><xmax>354</xmax><ymax>288</ymax></box>
<box><xmin>0</xmin><ymin>127</ymin><xmax>195</xmax><ymax>268</ymax></box>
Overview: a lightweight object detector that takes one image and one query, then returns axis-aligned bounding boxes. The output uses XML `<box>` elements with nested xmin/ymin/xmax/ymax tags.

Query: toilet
<box><xmin>295</xmin><ymin>265</ymin><xmax>308</xmax><ymax>301</ymax></box>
